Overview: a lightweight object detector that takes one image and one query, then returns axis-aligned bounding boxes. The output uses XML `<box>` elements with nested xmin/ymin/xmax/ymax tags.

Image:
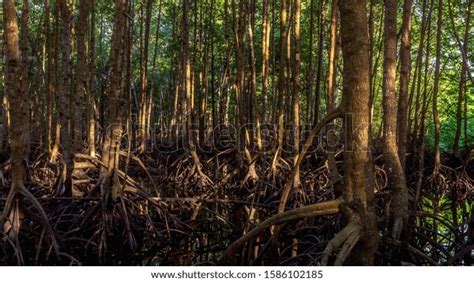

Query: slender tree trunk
<box><xmin>74</xmin><ymin>0</ymin><xmax>90</xmax><ymax>152</ymax></box>
<box><xmin>314</xmin><ymin>0</ymin><xmax>325</xmax><ymax>124</ymax></box>
<box><xmin>57</xmin><ymin>0</ymin><xmax>74</xmax><ymax>197</ymax></box>
<box><xmin>397</xmin><ymin>0</ymin><xmax>412</xmax><ymax>170</ymax></box>
<box><xmin>326</xmin><ymin>0</ymin><xmax>340</xmax><ymax>182</ymax></box>
<box><xmin>138</xmin><ymin>0</ymin><xmax>153</xmax><ymax>153</ymax></box>
<box><xmin>44</xmin><ymin>0</ymin><xmax>52</xmax><ymax>153</ymax></box>
<box><xmin>100</xmin><ymin>0</ymin><xmax>126</xmax><ymax>204</ymax></box>
<box><xmin>452</xmin><ymin>0</ymin><xmax>472</xmax><ymax>157</ymax></box>
<box><xmin>50</xmin><ymin>2</ymin><xmax>61</xmax><ymax>162</ymax></box>
<box><xmin>247</xmin><ymin>0</ymin><xmax>258</xmax><ymax>179</ymax></box>
<box><xmin>274</xmin><ymin>0</ymin><xmax>288</xmax><ymax>173</ymax></box>
<box><xmin>261</xmin><ymin>0</ymin><xmax>270</xmax><ymax>123</ymax></box>
<box><xmin>183</xmin><ymin>0</ymin><xmax>210</xmax><ymax>184</ymax></box>
<box><xmin>306</xmin><ymin>0</ymin><xmax>315</xmax><ymax>124</ymax></box>
<box><xmin>432</xmin><ymin>0</ymin><xmax>443</xmax><ymax>174</ymax></box>
<box><xmin>149</xmin><ymin>0</ymin><xmax>163</xmax><ymax>144</ymax></box>
<box><xmin>291</xmin><ymin>0</ymin><xmax>302</xmax><ymax>188</ymax></box>
<box><xmin>232</xmin><ymin>0</ymin><xmax>246</xmax><ymax>167</ymax></box>
<box><xmin>383</xmin><ymin>0</ymin><xmax>408</xmax><ymax>240</ymax></box>
<box><xmin>88</xmin><ymin>0</ymin><xmax>96</xmax><ymax>157</ymax></box>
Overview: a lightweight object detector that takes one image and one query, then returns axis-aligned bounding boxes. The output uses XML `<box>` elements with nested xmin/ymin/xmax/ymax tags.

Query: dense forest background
<box><xmin>0</xmin><ymin>0</ymin><xmax>473</xmax><ymax>265</ymax></box>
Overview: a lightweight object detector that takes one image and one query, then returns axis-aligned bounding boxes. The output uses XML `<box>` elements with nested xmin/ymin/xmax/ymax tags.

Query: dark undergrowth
<box><xmin>0</xmin><ymin>141</ymin><xmax>472</xmax><ymax>266</ymax></box>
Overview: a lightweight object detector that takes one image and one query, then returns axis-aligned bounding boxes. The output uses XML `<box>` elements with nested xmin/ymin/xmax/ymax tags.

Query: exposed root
<box><xmin>118</xmin><ymin>151</ymin><xmax>159</xmax><ymax>196</ymax></box>
<box><xmin>220</xmin><ymin>199</ymin><xmax>341</xmax><ymax>264</ymax></box>
<box><xmin>1</xmin><ymin>183</ymin><xmax>59</xmax><ymax>259</ymax></box>
<box><xmin>321</xmin><ymin>221</ymin><xmax>362</xmax><ymax>266</ymax></box>
<box><xmin>278</xmin><ymin>107</ymin><xmax>342</xmax><ymax>213</ymax></box>
<box><xmin>190</xmin><ymin>150</ymin><xmax>213</xmax><ymax>186</ymax></box>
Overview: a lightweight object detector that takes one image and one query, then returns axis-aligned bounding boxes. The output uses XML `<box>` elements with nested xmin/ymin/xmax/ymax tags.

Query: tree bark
<box><xmin>432</xmin><ymin>0</ymin><xmax>443</xmax><ymax>174</ymax></box>
<box><xmin>100</xmin><ymin>0</ymin><xmax>126</xmax><ymax>204</ymax></box>
<box><xmin>3</xmin><ymin>0</ymin><xmax>28</xmax><ymax>192</ymax></box>
<box><xmin>74</xmin><ymin>0</ymin><xmax>90</xmax><ymax>152</ymax></box>
<box><xmin>326</xmin><ymin>0</ymin><xmax>340</xmax><ymax>182</ymax></box>
<box><xmin>2</xmin><ymin>0</ymin><xmax>30</xmax><ymax>240</ymax></box>
<box><xmin>57</xmin><ymin>0</ymin><xmax>74</xmax><ymax>197</ymax></box>
<box><xmin>337</xmin><ymin>0</ymin><xmax>378</xmax><ymax>265</ymax></box>
<box><xmin>273</xmin><ymin>0</ymin><xmax>288</xmax><ymax>173</ymax></box>
<box><xmin>291</xmin><ymin>0</ymin><xmax>302</xmax><ymax>188</ymax></box>
<box><xmin>138</xmin><ymin>0</ymin><xmax>153</xmax><ymax>153</ymax></box>
<box><xmin>261</xmin><ymin>0</ymin><xmax>271</xmax><ymax>123</ymax></box>
<box><xmin>382</xmin><ymin>0</ymin><xmax>408</xmax><ymax>240</ymax></box>
<box><xmin>314</xmin><ymin>0</ymin><xmax>325</xmax><ymax>124</ymax></box>
<box><xmin>397</xmin><ymin>0</ymin><xmax>412</xmax><ymax>170</ymax></box>
<box><xmin>88</xmin><ymin>0</ymin><xmax>96</xmax><ymax>157</ymax></box>
<box><xmin>452</xmin><ymin>0</ymin><xmax>472</xmax><ymax>157</ymax></box>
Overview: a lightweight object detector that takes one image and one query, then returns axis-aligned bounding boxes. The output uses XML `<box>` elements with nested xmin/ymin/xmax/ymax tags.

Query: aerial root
<box><xmin>321</xmin><ymin>221</ymin><xmax>362</xmax><ymax>266</ymax></box>
<box><xmin>242</xmin><ymin>156</ymin><xmax>259</xmax><ymax>186</ymax></box>
<box><xmin>1</xmin><ymin>184</ymin><xmax>59</xmax><ymax>258</ymax></box>
<box><xmin>190</xmin><ymin>150</ymin><xmax>213</xmax><ymax>186</ymax></box>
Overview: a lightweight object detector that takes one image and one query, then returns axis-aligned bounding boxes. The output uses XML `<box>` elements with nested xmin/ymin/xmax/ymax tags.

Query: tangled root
<box><xmin>321</xmin><ymin>221</ymin><xmax>362</xmax><ymax>266</ymax></box>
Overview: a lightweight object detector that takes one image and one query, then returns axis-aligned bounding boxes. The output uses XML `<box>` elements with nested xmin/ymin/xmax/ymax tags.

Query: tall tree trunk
<box><xmin>273</xmin><ymin>0</ymin><xmax>288</xmax><ymax>174</ymax></box>
<box><xmin>232</xmin><ymin>0</ymin><xmax>246</xmax><ymax>171</ymax></box>
<box><xmin>50</xmin><ymin>2</ymin><xmax>61</xmax><ymax>162</ymax></box>
<box><xmin>3</xmin><ymin>0</ymin><xmax>26</xmax><ymax>195</ymax></box>
<box><xmin>56</xmin><ymin>0</ymin><xmax>74</xmax><ymax>197</ymax></box>
<box><xmin>432</xmin><ymin>0</ymin><xmax>443</xmax><ymax>174</ymax></box>
<box><xmin>2</xmin><ymin>0</ymin><xmax>30</xmax><ymax>241</ymax></box>
<box><xmin>313</xmin><ymin>0</ymin><xmax>325</xmax><ymax>124</ymax></box>
<box><xmin>88</xmin><ymin>0</ymin><xmax>96</xmax><ymax>157</ymax></box>
<box><xmin>291</xmin><ymin>0</ymin><xmax>302</xmax><ymax>188</ymax></box>
<box><xmin>183</xmin><ymin>0</ymin><xmax>211</xmax><ymax>185</ymax></box>
<box><xmin>20</xmin><ymin>0</ymin><xmax>30</xmax><ymax>156</ymax></box>
<box><xmin>336</xmin><ymin>0</ymin><xmax>378</xmax><ymax>265</ymax></box>
<box><xmin>247</xmin><ymin>0</ymin><xmax>258</xmax><ymax>180</ymax></box>
<box><xmin>306</xmin><ymin>0</ymin><xmax>315</xmax><ymax>124</ymax></box>
<box><xmin>397</xmin><ymin>0</ymin><xmax>412</xmax><ymax>170</ymax></box>
<box><xmin>261</xmin><ymin>0</ymin><xmax>270</xmax><ymax>123</ymax></box>
<box><xmin>326</xmin><ymin>0</ymin><xmax>340</xmax><ymax>183</ymax></box>
<box><xmin>100</xmin><ymin>0</ymin><xmax>126</xmax><ymax>204</ymax></box>
<box><xmin>383</xmin><ymin>0</ymin><xmax>408</xmax><ymax>240</ymax></box>
<box><xmin>452</xmin><ymin>0</ymin><xmax>472</xmax><ymax>157</ymax></box>
<box><xmin>138</xmin><ymin>0</ymin><xmax>153</xmax><ymax>153</ymax></box>
<box><xmin>74</xmin><ymin>0</ymin><xmax>90</xmax><ymax>152</ymax></box>
<box><xmin>44</xmin><ymin>0</ymin><xmax>52</xmax><ymax>153</ymax></box>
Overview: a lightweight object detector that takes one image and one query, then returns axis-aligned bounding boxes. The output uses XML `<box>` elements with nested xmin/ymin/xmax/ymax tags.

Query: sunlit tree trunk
<box><xmin>261</xmin><ymin>0</ymin><xmax>270</xmax><ymax>123</ymax></box>
<box><xmin>2</xmin><ymin>0</ymin><xmax>30</xmax><ymax>239</ymax></box>
<box><xmin>382</xmin><ymin>0</ymin><xmax>408</xmax><ymax>240</ymax></box>
<box><xmin>291</xmin><ymin>0</ymin><xmax>302</xmax><ymax>188</ymax></box>
<box><xmin>100</xmin><ymin>0</ymin><xmax>126</xmax><ymax>204</ymax></box>
<box><xmin>337</xmin><ymin>0</ymin><xmax>378</xmax><ymax>265</ymax></box>
<box><xmin>88</xmin><ymin>0</ymin><xmax>96</xmax><ymax>157</ymax></box>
